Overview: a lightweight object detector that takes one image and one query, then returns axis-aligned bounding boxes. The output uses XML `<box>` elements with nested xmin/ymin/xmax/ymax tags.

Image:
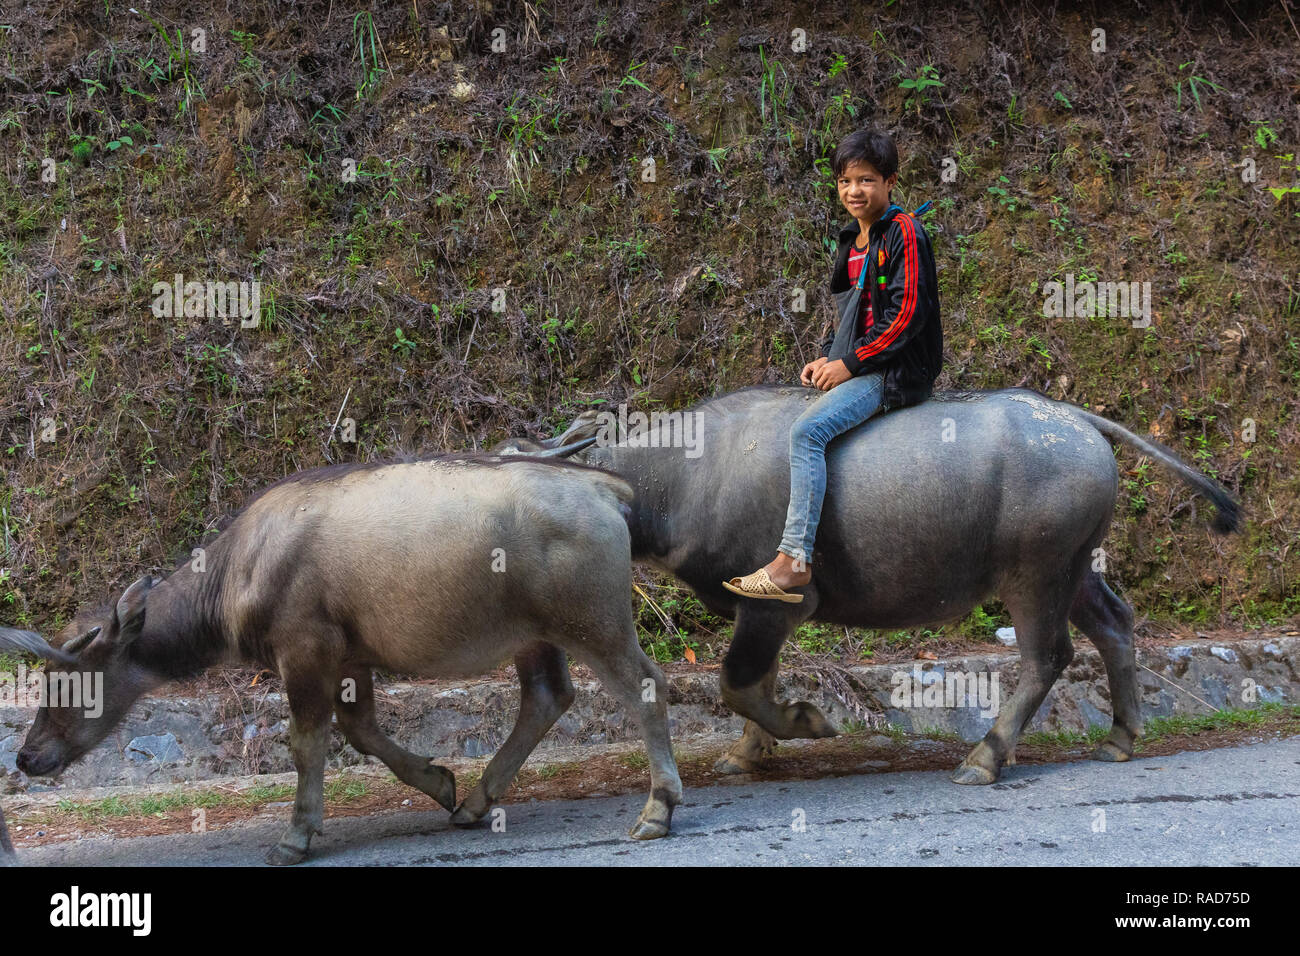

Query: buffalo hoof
<box><xmin>449</xmin><ymin>803</ymin><xmax>487</xmax><ymax>827</ymax></box>
<box><xmin>416</xmin><ymin>761</ymin><xmax>457</xmax><ymax>812</ymax></box>
<box><xmin>713</xmin><ymin>753</ymin><xmax>761</xmax><ymax>775</ymax></box>
<box><xmin>1091</xmin><ymin>739</ymin><xmax>1132</xmax><ymax>762</ymax></box>
<box><xmin>950</xmin><ymin>760</ymin><xmax>999</xmax><ymax>786</ymax></box>
<box><xmin>265</xmin><ymin>843</ymin><xmax>308</xmax><ymax>866</ymax></box>
<box><xmin>628</xmin><ymin>815</ymin><xmax>670</xmax><ymax>840</ymax></box>
<box><xmin>790</xmin><ymin>701</ymin><xmax>839</xmax><ymax>739</ymax></box>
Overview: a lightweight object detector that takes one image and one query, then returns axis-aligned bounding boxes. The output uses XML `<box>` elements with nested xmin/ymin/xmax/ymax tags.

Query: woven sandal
<box><xmin>721</xmin><ymin>567</ymin><xmax>805</xmax><ymax>603</ymax></box>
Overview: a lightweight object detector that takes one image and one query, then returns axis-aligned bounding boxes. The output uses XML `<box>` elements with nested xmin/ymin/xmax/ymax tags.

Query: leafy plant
<box><xmin>1174</xmin><ymin>63</ymin><xmax>1222</xmax><ymax>112</ymax></box>
<box><xmin>197</xmin><ymin>343</ymin><xmax>234</xmax><ymax>390</ymax></box>
<box><xmin>898</xmin><ymin>64</ymin><xmax>943</xmax><ymax>113</ymax></box>
<box><xmin>353</xmin><ymin>11</ymin><xmax>385</xmax><ymax>101</ymax></box>
<box><xmin>1251</xmin><ymin>120</ymin><xmax>1278</xmax><ymax>149</ymax></box>
<box><xmin>614</xmin><ymin>61</ymin><xmax>651</xmax><ymax>98</ymax></box>
<box><xmin>392</xmin><ymin>327</ymin><xmax>416</xmax><ymax>356</ymax></box>
<box><xmin>1006</xmin><ymin>92</ymin><xmax>1025</xmax><ymax>126</ymax></box>
<box><xmin>1048</xmin><ymin>196</ymin><xmax>1071</xmax><ymax>235</ymax></box>
<box><xmin>1267</xmin><ymin>153</ymin><xmax>1300</xmax><ymax>204</ymax></box>
<box><xmin>539</xmin><ymin>312</ymin><xmax>576</xmax><ymax>356</ymax></box>
<box><xmin>310</xmin><ymin>103</ymin><xmax>346</xmax><ymax>126</ymax></box>
<box><xmin>70</xmin><ymin>135</ymin><xmax>94</xmax><ymax>164</ymax></box>
<box><xmin>139</xmin><ymin>11</ymin><xmax>206</xmax><ymax>116</ymax></box>
<box><xmin>986</xmin><ymin>175</ymin><xmax>1019</xmax><ymax>212</ymax></box>
<box><xmin>817</xmin><ymin>89</ymin><xmax>857</xmax><ymax>155</ymax></box>
<box><xmin>1124</xmin><ymin>459</ymin><xmax>1155</xmax><ymax>514</ymax></box>
<box><xmin>757</xmin><ymin>46</ymin><xmax>789</xmax><ymax>126</ymax></box>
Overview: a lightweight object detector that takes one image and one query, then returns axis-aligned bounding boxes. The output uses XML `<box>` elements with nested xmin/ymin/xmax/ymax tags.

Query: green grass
<box><xmin>793</xmin><ymin>620</ymin><xmax>843</xmax><ymax>655</ymax></box>
<box><xmin>1139</xmin><ymin>702</ymin><xmax>1300</xmax><ymax>747</ymax></box>
<box><xmin>1021</xmin><ymin>725</ymin><xmax>1110</xmax><ymax>749</ymax></box>
<box><xmin>53</xmin><ymin>785</ymin><xmax>284</xmax><ymax>822</ymax></box>
<box><xmin>43</xmin><ymin>777</ymin><xmax>379</xmax><ymax>823</ymax></box>
<box><xmin>913</xmin><ymin>726</ymin><xmax>962</xmax><ymax>742</ymax></box>
<box><xmin>324</xmin><ymin>778</ymin><xmax>369</xmax><ymax>800</ymax></box>
<box><xmin>352</xmin><ymin>12</ymin><xmax>385</xmax><ymax>101</ymax></box>
<box><xmin>911</xmin><ymin>705</ymin><xmax>1299</xmax><ymax>754</ymax></box>
<box><xmin>618</xmin><ymin>751</ymin><xmax>649</xmax><ymax>770</ymax></box>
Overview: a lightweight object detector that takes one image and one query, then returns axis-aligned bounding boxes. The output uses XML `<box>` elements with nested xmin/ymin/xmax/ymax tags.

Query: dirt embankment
<box><xmin>0</xmin><ymin>1</ymin><xmax>1296</xmax><ymax>654</ymax></box>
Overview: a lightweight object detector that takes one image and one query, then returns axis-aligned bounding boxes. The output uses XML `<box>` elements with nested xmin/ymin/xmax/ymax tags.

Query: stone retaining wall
<box><xmin>2</xmin><ymin>636</ymin><xmax>1295</xmax><ymax>793</ymax></box>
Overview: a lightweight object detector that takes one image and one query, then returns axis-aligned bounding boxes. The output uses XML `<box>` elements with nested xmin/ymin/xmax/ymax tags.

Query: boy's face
<box><xmin>837</xmin><ymin>159</ymin><xmax>898</xmax><ymax>225</ymax></box>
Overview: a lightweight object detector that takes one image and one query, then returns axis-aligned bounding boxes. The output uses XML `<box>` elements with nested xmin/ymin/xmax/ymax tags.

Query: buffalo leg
<box><xmin>267</xmin><ymin>670</ymin><xmax>336</xmax><ymax>866</ymax></box>
<box><xmin>719</xmin><ymin>602</ymin><xmax>837</xmax><ymax>741</ymax></box>
<box><xmin>953</xmin><ymin>577</ymin><xmax>1077</xmax><ymax>785</ymax></box>
<box><xmin>335</xmin><ymin>666</ymin><xmax>456</xmax><ymax>811</ymax></box>
<box><xmin>714</xmin><ymin>659</ymin><xmax>778</xmax><ymax>774</ymax></box>
<box><xmin>1069</xmin><ymin>571</ymin><xmax>1142</xmax><ymax>761</ymax></box>
<box><xmin>451</xmin><ymin>641</ymin><xmax>575</xmax><ymax>827</ymax></box>
<box><xmin>572</xmin><ymin>626</ymin><xmax>682</xmax><ymax>840</ymax></box>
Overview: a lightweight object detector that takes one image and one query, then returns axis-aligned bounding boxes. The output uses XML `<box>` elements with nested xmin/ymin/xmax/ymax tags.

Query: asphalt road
<box><xmin>18</xmin><ymin>737</ymin><xmax>1300</xmax><ymax>866</ymax></box>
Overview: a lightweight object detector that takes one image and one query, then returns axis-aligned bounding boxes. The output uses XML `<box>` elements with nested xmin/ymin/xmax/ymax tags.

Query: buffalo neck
<box><xmin>128</xmin><ymin>564</ymin><xmax>230</xmax><ymax>680</ymax></box>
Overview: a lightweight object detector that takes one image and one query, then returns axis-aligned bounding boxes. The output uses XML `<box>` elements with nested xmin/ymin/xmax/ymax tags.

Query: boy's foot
<box><xmin>722</xmin><ymin>568</ymin><xmax>805</xmax><ymax>603</ymax></box>
<box><xmin>723</xmin><ymin>553</ymin><xmax>811</xmax><ymax>601</ymax></box>
<box><xmin>763</xmin><ymin>553</ymin><xmax>812</xmax><ymax>589</ymax></box>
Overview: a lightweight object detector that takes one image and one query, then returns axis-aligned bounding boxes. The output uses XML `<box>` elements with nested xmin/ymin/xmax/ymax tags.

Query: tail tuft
<box><xmin>1210</xmin><ymin>496</ymin><xmax>1242</xmax><ymax>535</ymax></box>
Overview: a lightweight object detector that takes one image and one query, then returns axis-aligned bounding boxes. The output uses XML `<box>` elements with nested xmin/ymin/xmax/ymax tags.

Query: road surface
<box><xmin>18</xmin><ymin>737</ymin><xmax>1299</xmax><ymax>866</ymax></box>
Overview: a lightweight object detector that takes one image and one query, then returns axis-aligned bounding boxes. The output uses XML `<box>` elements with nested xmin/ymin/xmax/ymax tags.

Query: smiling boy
<box><xmin>724</xmin><ymin>128</ymin><xmax>943</xmax><ymax>602</ymax></box>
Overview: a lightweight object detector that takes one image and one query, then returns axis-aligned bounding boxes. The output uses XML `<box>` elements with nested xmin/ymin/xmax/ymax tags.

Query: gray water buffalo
<box><xmin>11</xmin><ymin>452</ymin><xmax>680</xmax><ymax>864</ymax></box>
<box><xmin>497</xmin><ymin>385</ymin><xmax>1241</xmax><ymax>785</ymax></box>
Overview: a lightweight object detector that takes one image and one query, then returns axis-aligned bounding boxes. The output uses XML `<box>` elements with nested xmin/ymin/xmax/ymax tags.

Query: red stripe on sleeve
<box><xmin>855</xmin><ymin>214</ymin><xmax>917</xmax><ymax>361</ymax></box>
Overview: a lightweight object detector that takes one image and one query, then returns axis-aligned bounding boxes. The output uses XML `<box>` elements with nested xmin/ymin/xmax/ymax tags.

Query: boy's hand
<box><xmin>812</xmin><ymin>359</ymin><xmax>852</xmax><ymax>391</ymax></box>
<box><xmin>800</xmin><ymin>357</ymin><xmax>829</xmax><ymax>386</ymax></box>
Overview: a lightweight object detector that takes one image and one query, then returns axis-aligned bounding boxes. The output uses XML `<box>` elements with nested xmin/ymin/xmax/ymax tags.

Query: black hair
<box><xmin>832</xmin><ymin>128</ymin><xmax>899</xmax><ymax>180</ymax></box>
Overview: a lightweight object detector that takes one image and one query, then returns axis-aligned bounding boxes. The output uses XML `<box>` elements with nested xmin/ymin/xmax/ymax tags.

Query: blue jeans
<box><xmin>778</xmin><ymin>371</ymin><xmax>888</xmax><ymax>565</ymax></box>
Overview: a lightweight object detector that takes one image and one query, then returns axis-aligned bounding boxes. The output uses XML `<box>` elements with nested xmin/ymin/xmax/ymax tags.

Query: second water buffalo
<box><xmin>498</xmin><ymin>385</ymin><xmax>1242</xmax><ymax>786</ymax></box>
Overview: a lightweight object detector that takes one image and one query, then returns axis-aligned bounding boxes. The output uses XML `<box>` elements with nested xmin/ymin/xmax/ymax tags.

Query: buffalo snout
<box><xmin>15</xmin><ymin>740</ymin><xmax>66</xmax><ymax>778</ymax></box>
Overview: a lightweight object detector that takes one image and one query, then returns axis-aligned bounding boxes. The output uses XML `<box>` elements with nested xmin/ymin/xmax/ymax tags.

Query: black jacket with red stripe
<box><xmin>819</xmin><ymin>204</ymin><xmax>943</xmax><ymax>409</ymax></box>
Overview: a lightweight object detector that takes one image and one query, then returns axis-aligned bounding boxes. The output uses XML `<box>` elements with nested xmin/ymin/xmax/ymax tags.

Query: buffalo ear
<box><xmin>105</xmin><ymin>575</ymin><xmax>155</xmax><ymax>648</ymax></box>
